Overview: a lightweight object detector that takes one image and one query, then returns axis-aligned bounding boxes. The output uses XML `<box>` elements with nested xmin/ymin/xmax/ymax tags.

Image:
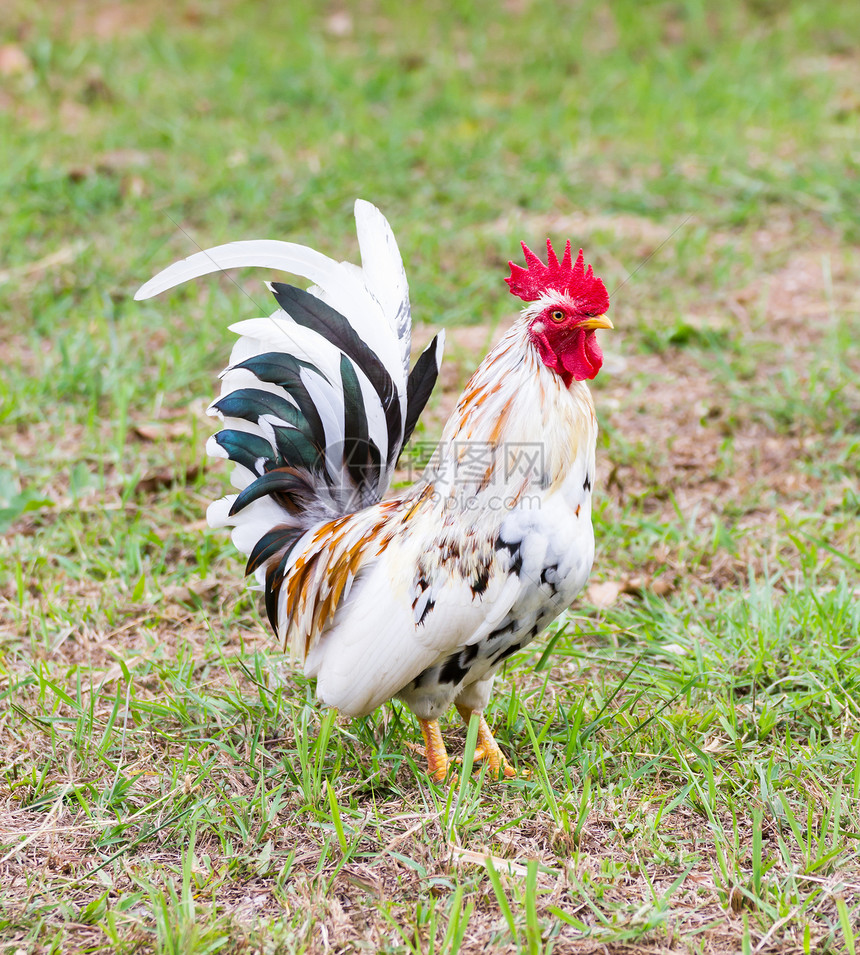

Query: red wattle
<box><xmin>560</xmin><ymin>331</ymin><xmax>603</xmax><ymax>382</ymax></box>
<box><xmin>530</xmin><ymin>326</ymin><xmax>604</xmax><ymax>386</ymax></box>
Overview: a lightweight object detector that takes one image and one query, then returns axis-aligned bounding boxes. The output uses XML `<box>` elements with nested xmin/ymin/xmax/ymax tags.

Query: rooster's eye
<box><xmin>550</xmin><ymin>309</ymin><xmax>565</xmax><ymax>323</ymax></box>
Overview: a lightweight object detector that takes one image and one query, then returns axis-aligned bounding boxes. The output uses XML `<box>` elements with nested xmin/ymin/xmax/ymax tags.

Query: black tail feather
<box><xmin>233</xmin><ymin>353</ymin><xmax>328</xmax><ymax>453</ymax></box>
<box><xmin>402</xmin><ymin>334</ymin><xmax>442</xmax><ymax>451</ymax></box>
<box><xmin>246</xmin><ymin>525</ymin><xmax>304</xmax><ymax>576</ymax></box>
<box><xmin>230</xmin><ymin>468</ymin><xmax>315</xmax><ymax>517</ymax></box>
<box><xmin>271</xmin><ymin>283</ymin><xmax>402</xmax><ymax>463</ymax></box>
<box><xmin>213</xmin><ymin>430</ymin><xmax>274</xmax><ymax>475</ymax></box>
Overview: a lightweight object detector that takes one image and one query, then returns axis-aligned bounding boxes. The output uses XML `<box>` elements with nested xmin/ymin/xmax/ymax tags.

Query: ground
<box><xmin>1</xmin><ymin>1</ymin><xmax>859</xmax><ymax>952</ymax></box>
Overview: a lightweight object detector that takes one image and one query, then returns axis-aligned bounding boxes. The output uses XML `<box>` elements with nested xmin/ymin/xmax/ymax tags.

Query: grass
<box><xmin>1</xmin><ymin>0</ymin><xmax>859</xmax><ymax>951</ymax></box>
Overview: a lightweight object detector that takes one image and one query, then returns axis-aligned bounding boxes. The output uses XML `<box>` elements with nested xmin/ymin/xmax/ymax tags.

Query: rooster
<box><xmin>136</xmin><ymin>201</ymin><xmax>612</xmax><ymax>782</ymax></box>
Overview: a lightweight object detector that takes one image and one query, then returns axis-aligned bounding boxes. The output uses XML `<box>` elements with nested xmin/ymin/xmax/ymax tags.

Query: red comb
<box><xmin>506</xmin><ymin>239</ymin><xmax>609</xmax><ymax>315</ymax></box>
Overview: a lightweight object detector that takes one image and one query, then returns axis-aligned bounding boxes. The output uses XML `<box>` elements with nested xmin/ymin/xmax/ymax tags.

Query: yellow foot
<box><xmin>456</xmin><ymin>741</ymin><xmax>519</xmax><ymax>778</ymax></box>
<box><xmin>469</xmin><ymin>743</ymin><xmax>518</xmax><ymax>778</ymax></box>
<box><xmin>455</xmin><ymin>706</ymin><xmax>521</xmax><ymax>779</ymax></box>
<box><xmin>417</xmin><ymin>718</ymin><xmax>456</xmax><ymax>784</ymax></box>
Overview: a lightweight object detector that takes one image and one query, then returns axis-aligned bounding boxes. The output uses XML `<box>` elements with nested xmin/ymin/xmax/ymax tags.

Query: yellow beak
<box><xmin>580</xmin><ymin>314</ymin><xmax>614</xmax><ymax>331</ymax></box>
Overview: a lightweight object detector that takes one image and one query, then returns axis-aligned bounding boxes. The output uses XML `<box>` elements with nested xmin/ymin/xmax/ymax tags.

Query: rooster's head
<box><xmin>506</xmin><ymin>240</ymin><xmax>612</xmax><ymax>386</ymax></box>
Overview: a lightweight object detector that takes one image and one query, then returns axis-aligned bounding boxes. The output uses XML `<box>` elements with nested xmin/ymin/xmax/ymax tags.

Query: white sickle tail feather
<box><xmin>136</xmin><ymin>200</ymin><xmax>445</xmax><ymax>639</ymax></box>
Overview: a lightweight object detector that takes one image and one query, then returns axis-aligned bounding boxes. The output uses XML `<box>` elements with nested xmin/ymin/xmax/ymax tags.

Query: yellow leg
<box><xmin>418</xmin><ymin>717</ymin><xmax>452</xmax><ymax>784</ymax></box>
<box><xmin>455</xmin><ymin>705</ymin><xmax>517</xmax><ymax>779</ymax></box>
